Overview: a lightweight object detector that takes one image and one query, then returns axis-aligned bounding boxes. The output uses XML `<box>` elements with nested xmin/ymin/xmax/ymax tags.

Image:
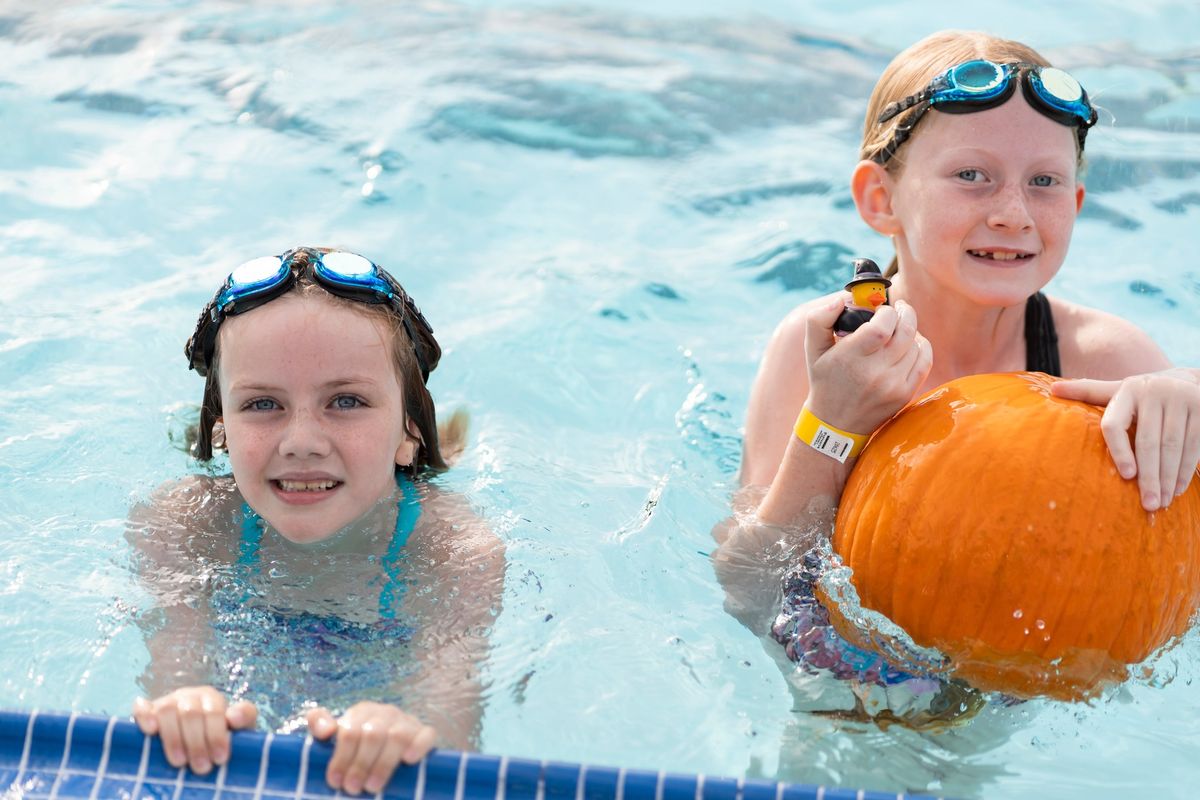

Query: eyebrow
<box><xmin>227</xmin><ymin>377</ymin><xmax>384</xmax><ymax>393</ymax></box>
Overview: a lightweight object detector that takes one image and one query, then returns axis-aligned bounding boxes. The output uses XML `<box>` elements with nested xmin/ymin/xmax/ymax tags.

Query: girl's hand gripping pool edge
<box><xmin>307</xmin><ymin>702</ymin><xmax>438</xmax><ymax>796</ymax></box>
<box><xmin>132</xmin><ymin>687</ymin><xmax>258</xmax><ymax>774</ymax></box>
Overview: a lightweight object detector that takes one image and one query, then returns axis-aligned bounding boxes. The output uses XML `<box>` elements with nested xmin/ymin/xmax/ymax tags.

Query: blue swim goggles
<box><xmin>873</xmin><ymin>60</ymin><xmax>1098</xmax><ymax>164</ymax></box>
<box><xmin>185</xmin><ymin>247</ymin><xmax>434</xmax><ymax>379</ymax></box>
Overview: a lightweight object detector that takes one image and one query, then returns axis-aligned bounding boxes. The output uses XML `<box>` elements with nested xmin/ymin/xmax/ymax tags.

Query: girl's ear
<box><xmin>851</xmin><ymin>159</ymin><xmax>902</xmax><ymax>236</ymax></box>
<box><xmin>394</xmin><ymin>418</ymin><xmax>423</xmax><ymax>468</ymax></box>
<box><xmin>212</xmin><ymin>418</ymin><xmax>227</xmax><ymax>450</ymax></box>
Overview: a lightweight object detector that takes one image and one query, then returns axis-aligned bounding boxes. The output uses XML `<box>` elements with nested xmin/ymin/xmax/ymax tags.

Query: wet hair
<box><xmin>859</xmin><ymin>31</ymin><xmax>1071</xmax><ymax>277</ymax></box>
<box><xmin>192</xmin><ymin>248</ymin><xmax>457</xmax><ymax>475</ymax></box>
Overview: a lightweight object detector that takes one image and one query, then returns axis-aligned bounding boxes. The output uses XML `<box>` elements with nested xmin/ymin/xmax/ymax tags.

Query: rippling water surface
<box><xmin>1</xmin><ymin>1</ymin><xmax>1198</xmax><ymax>798</ymax></box>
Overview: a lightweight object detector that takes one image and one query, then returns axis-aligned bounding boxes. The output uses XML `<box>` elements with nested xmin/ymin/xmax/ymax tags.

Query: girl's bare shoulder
<box><xmin>1048</xmin><ymin>296</ymin><xmax>1171</xmax><ymax>379</ymax></box>
<box><xmin>412</xmin><ymin>481</ymin><xmax>506</xmax><ymax>565</ymax></box>
<box><xmin>126</xmin><ymin>474</ymin><xmax>240</xmax><ymax>561</ymax></box>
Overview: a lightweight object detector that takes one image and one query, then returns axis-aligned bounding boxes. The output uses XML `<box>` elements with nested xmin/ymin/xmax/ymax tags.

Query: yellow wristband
<box><xmin>794</xmin><ymin>406</ymin><xmax>869</xmax><ymax>463</ymax></box>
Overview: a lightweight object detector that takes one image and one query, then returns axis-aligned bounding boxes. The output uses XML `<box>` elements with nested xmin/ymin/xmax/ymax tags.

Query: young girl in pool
<box><xmin>127</xmin><ymin>247</ymin><xmax>505</xmax><ymax>796</ymax></box>
<box><xmin>714</xmin><ymin>30</ymin><xmax>1200</xmax><ymax>716</ymax></box>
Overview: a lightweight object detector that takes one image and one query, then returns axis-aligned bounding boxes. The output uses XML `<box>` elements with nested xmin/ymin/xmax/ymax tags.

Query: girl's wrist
<box><xmin>794</xmin><ymin>404</ymin><xmax>870</xmax><ymax>463</ymax></box>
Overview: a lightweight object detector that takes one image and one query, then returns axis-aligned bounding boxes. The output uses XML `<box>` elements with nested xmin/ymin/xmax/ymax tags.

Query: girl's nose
<box><xmin>278</xmin><ymin>409</ymin><xmax>332</xmax><ymax>459</ymax></box>
<box><xmin>987</xmin><ymin>184</ymin><xmax>1035</xmax><ymax>231</ymax></box>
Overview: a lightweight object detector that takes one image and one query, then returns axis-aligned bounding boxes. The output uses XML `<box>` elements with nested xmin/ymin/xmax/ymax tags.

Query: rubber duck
<box><xmin>834</xmin><ymin>258</ymin><xmax>891</xmax><ymax>337</ymax></box>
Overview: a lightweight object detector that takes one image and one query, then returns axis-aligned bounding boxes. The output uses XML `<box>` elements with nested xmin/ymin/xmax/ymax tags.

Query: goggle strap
<box><xmin>876</xmin><ymin>89</ymin><xmax>932</xmax><ymax>124</ymax></box>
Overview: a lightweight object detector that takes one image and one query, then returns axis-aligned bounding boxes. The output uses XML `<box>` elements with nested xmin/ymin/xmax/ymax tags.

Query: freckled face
<box><xmin>887</xmin><ymin>93</ymin><xmax>1086</xmax><ymax>306</ymax></box>
<box><xmin>217</xmin><ymin>295</ymin><xmax>417</xmax><ymax>544</ymax></box>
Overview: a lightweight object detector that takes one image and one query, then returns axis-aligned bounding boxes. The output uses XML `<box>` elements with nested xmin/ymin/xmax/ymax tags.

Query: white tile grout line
<box><xmin>85</xmin><ymin>716</ymin><xmax>117</xmax><ymax>800</ymax></box>
<box><xmin>171</xmin><ymin>761</ymin><xmax>185</xmax><ymax>800</ymax></box>
<box><xmin>496</xmin><ymin>756</ymin><xmax>509</xmax><ymax>800</ymax></box>
<box><xmin>773</xmin><ymin>777</ymin><xmax>782</xmax><ymax>800</ymax></box>
<box><xmin>653</xmin><ymin>770</ymin><xmax>663</xmax><ymax>800</ymax></box>
<box><xmin>615</xmin><ymin>768</ymin><xmax>625</xmax><ymax>800</ymax></box>
<box><xmin>534</xmin><ymin>762</ymin><xmax>544</xmax><ymax>800</ymax></box>
<box><xmin>454</xmin><ymin>751</ymin><xmax>468</xmax><ymax>800</ymax></box>
<box><xmin>13</xmin><ymin>709</ymin><xmax>37</xmax><ymax>791</ymax></box>
<box><xmin>576</xmin><ymin>764</ymin><xmax>587</xmax><ymax>800</ymax></box>
<box><xmin>414</xmin><ymin>751</ymin><xmax>428</xmax><ymax>800</ymax></box>
<box><xmin>816</xmin><ymin>786</ymin><xmax>824</xmax><ymax>800</ymax></box>
<box><xmin>695</xmin><ymin>774</ymin><xmax>705</xmax><ymax>800</ymax></box>
<box><xmin>130</xmin><ymin>727</ymin><xmax>151</xmax><ymax>799</ymax></box>
<box><xmin>252</xmin><ymin>732</ymin><xmax>274</xmax><ymax>800</ymax></box>
<box><xmin>46</xmin><ymin>710</ymin><xmax>77</xmax><ymax>800</ymax></box>
<box><xmin>293</xmin><ymin>735</ymin><xmax>312</xmax><ymax>800</ymax></box>
<box><xmin>213</xmin><ymin>755</ymin><xmax>229</xmax><ymax>798</ymax></box>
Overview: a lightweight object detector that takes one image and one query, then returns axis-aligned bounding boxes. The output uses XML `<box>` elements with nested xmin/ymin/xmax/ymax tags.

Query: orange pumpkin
<box><xmin>827</xmin><ymin>371</ymin><xmax>1200</xmax><ymax>700</ymax></box>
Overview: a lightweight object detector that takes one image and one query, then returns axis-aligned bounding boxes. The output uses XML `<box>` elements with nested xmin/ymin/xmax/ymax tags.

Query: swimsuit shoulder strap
<box><xmin>378</xmin><ymin>473</ymin><xmax>422</xmax><ymax>619</ymax></box>
<box><xmin>1024</xmin><ymin>292</ymin><xmax>1062</xmax><ymax>377</ymax></box>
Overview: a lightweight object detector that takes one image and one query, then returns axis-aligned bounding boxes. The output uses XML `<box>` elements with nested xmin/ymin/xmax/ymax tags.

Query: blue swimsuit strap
<box><xmin>237</xmin><ymin>474</ymin><xmax>422</xmax><ymax>619</ymax></box>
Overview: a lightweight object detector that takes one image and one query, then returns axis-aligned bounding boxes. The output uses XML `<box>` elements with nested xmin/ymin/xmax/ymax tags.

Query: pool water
<box><xmin>1</xmin><ymin>1</ymin><xmax>1198</xmax><ymax>798</ymax></box>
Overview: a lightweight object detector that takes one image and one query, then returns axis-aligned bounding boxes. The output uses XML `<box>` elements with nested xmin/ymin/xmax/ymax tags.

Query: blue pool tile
<box><xmin>425</xmin><ymin>749</ymin><xmax>467</xmax><ymax>800</ymax></box>
<box><xmin>463</xmin><ymin>752</ymin><xmax>502</xmax><ymax>800</ymax></box>
<box><xmin>700</xmin><ymin>775</ymin><xmax>740</xmax><ymax>800</ymax></box>
<box><xmin>503</xmin><ymin>754</ymin><xmax>544</xmax><ymax>800</ymax></box>
<box><xmin>620</xmin><ymin>768</ymin><xmax>660</xmax><ymax>800</ymax></box>
<box><xmin>581</xmin><ymin>764</ymin><xmax>620</xmax><ymax>800</ymax></box>
<box><xmin>544</xmin><ymin>761</ymin><xmax>582</xmax><ymax>800</ymax></box>
<box><xmin>779</xmin><ymin>784</ymin><xmax>821</xmax><ymax>800</ymax></box>
<box><xmin>56</xmin><ymin>771</ymin><xmax>100</xmax><ymax>797</ymax></box>
<box><xmin>384</xmin><ymin>756</ymin><xmax>421</xmax><ymax>800</ymax></box>
<box><xmin>661</xmin><ymin>773</ymin><xmax>699</xmax><ymax>800</ymax></box>
<box><xmin>1</xmin><ymin>711</ymin><xmax>946</xmax><ymax>800</ymax></box>
<box><xmin>224</xmin><ymin>731</ymin><xmax>267</xmax><ymax>789</ymax></box>
<box><xmin>740</xmin><ymin>778</ymin><xmax>782</xmax><ymax>800</ymax></box>
<box><xmin>27</xmin><ymin>714</ymin><xmax>69</xmax><ymax>770</ymax></box>
<box><xmin>263</xmin><ymin>734</ymin><xmax>302</xmax><ymax>794</ymax></box>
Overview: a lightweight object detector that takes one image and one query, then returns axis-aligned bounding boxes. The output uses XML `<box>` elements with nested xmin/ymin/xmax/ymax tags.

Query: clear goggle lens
<box><xmin>230</xmin><ymin>255</ymin><xmax>287</xmax><ymax>286</ymax></box>
<box><xmin>1039</xmin><ymin>67</ymin><xmax>1084</xmax><ymax>103</ymax></box>
<box><xmin>321</xmin><ymin>251</ymin><xmax>376</xmax><ymax>278</ymax></box>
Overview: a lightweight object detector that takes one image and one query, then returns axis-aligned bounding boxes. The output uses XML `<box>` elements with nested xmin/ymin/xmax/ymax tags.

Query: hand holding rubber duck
<box><xmin>834</xmin><ymin>258</ymin><xmax>891</xmax><ymax>337</ymax></box>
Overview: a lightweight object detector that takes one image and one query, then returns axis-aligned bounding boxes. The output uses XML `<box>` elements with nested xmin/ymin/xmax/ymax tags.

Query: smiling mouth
<box><xmin>968</xmin><ymin>249</ymin><xmax>1033</xmax><ymax>262</ymax></box>
<box><xmin>274</xmin><ymin>479</ymin><xmax>342</xmax><ymax>492</ymax></box>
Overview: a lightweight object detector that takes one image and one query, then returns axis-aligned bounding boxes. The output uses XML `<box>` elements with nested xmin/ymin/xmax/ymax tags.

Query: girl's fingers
<box><xmin>1131</xmin><ymin>399</ymin><xmax>1163</xmax><ymax>511</ymax></box>
<box><xmin>177</xmin><ymin>696</ymin><xmax>217</xmax><ymax>775</ymax></box>
<box><xmin>358</xmin><ymin>719</ymin><xmax>422</xmax><ymax>795</ymax></box>
<box><xmin>1051</xmin><ymin>377</ymin><xmax>1119</xmax><ymax>406</ymax></box>
<box><xmin>226</xmin><ymin>701</ymin><xmax>258</xmax><ymax>731</ymax></box>
<box><xmin>1177</xmin><ymin>412</ymin><xmax>1200</xmax><ymax>498</ymax></box>
<box><xmin>340</xmin><ymin>719</ymin><xmax>388</xmax><ymax>796</ymax></box>
<box><xmin>1099</xmin><ymin>390</ymin><xmax>1138</xmax><ymax>482</ymax></box>
<box><xmin>132</xmin><ymin>698</ymin><xmax>158</xmax><ymax>736</ymax></box>
<box><xmin>401</xmin><ymin>724</ymin><xmax>437</xmax><ymax>764</ymax></box>
<box><xmin>154</xmin><ymin>704</ymin><xmax>187</xmax><ymax>769</ymax></box>
<box><xmin>1158</xmin><ymin>401</ymin><xmax>1187</xmax><ymax>509</ymax></box>
<box><xmin>306</xmin><ymin>707</ymin><xmax>337</xmax><ymax>741</ymax></box>
<box><xmin>324</xmin><ymin>718</ymin><xmax>360</xmax><ymax>792</ymax></box>
<box><xmin>805</xmin><ymin>294</ymin><xmax>850</xmax><ymax>364</ymax></box>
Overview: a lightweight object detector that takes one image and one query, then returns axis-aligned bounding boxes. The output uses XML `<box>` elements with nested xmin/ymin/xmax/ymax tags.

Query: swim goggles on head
<box><xmin>872</xmin><ymin>59</ymin><xmax>1098</xmax><ymax>165</ymax></box>
<box><xmin>185</xmin><ymin>247</ymin><xmax>434</xmax><ymax>380</ymax></box>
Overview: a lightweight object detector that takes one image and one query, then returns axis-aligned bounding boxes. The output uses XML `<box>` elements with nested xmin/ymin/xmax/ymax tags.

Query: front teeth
<box><xmin>970</xmin><ymin>249</ymin><xmax>1026</xmax><ymax>261</ymax></box>
<box><xmin>277</xmin><ymin>480</ymin><xmax>337</xmax><ymax>492</ymax></box>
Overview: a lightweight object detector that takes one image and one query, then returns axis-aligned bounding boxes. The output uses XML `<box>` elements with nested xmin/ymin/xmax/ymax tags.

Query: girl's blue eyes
<box><xmin>956</xmin><ymin>169</ymin><xmax>1057</xmax><ymax>187</ymax></box>
<box><xmin>241</xmin><ymin>395</ymin><xmax>366</xmax><ymax>411</ymax></box>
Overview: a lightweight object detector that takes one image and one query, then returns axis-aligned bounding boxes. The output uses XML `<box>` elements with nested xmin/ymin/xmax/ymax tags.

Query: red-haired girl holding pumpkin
<box><xmin>713</xmin><ymin>31</ymin><xmax>1200</xmax><ymax>698</ymax></box>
